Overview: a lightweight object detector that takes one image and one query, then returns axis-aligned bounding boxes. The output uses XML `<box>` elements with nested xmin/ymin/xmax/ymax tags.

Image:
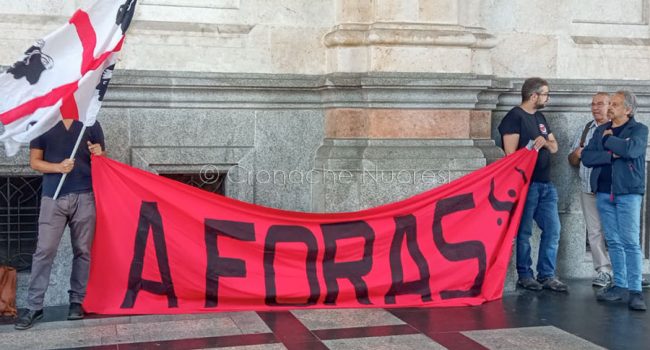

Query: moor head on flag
<box><xmin>117</xmin><ymin>0</ymin><xmax>138</xmax><ymax>35</ymax></box>
<box><xmin>0</xmin><ymin>0</ymin><xmax>138</xmax><ymax>157</ymax></box>
<box><xmin>6</xmin><ymin>40</ymin><xmax>53</xmax><ymax>85</ymax></box>
<box><xmin>96</xmin><ymin>64</ymin><xmax>116</xmax><ymax>102</ymax></box>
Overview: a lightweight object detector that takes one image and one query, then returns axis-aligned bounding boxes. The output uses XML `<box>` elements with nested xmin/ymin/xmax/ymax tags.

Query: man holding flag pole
<box><xmin>0</xmin><ymin>0</ymin><xmax>138</xmax><ymax>330</ymax></box>
<box><xmin>16</xmin><ymin>116</ymin><xmax>106</xmax><ymax>329</ymax></box>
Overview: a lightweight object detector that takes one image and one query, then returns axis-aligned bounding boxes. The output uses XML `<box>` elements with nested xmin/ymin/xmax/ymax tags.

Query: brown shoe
<box><xmin>517</xmin><ymin>277</ymin><xmax>542</xmax><ymax>291</ymax></box>
<box><xmin>538</xmin><ymin>277</ymin><xmax>568</xmax><ymax>292</ymax></box>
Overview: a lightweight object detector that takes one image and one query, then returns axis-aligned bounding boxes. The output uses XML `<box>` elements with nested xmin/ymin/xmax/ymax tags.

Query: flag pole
<box><xmin>53</xmin><ymin>125</ymin><xmax>86</xmax><ymax>200</ymax></box>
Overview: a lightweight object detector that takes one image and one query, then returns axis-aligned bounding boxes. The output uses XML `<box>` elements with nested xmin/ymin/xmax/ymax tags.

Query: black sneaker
<box><xmin>597</xmin><ymin>285</ymin><xmax>628</xmax><ymax>302</ymax></box>
<box><xmin>538</xmin><ymin>277</ymin><xmax>569</xmax><ymax>292</ymax></box>
<box><xmin>67</xmin><ymin>302</ymin><xmax>85</xmax><ymax>320</ymax></box>
<box><xmin>628</xmin><ymin>292</ymin><xmax>647</xmax><ymax>311</ymax></box>
<box><xmin>642</xmin><ymin>278</ymin><xmax>649</xmax><ymax>289</ymax></box>
<box><xmin>517</xmin><ymin>277</ymin><xmax>542</xmax><ymax>291</ymax></box>
<box><xmin>14</xmin><ymin>309</ymin><xmax>44</xmax><ymax>330</ymax></box>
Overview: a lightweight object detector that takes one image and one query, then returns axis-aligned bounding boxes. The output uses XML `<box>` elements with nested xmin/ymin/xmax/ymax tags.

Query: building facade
<box><xmin>1</xmin><ymin>0</ymin><xmax>650</xmax><ymax>306</ymax></box>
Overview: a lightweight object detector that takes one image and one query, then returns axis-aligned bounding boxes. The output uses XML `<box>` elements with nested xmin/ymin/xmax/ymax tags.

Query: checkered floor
<box><xmin>1</xmin><ymin>279</ymin><xmax>648</xmax><ymax>350</ymax></box>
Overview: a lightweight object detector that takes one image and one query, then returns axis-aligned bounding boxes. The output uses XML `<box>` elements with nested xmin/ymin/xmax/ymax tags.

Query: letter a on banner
<box><xmin>121</xmin><ymin>202</ymin><xmax>178</xmax><ymax>309</ymax></box>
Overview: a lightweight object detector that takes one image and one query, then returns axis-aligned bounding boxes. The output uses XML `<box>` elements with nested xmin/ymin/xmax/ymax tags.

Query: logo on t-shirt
<box><xmin>538</xmin><ymin>124</ymin><xmax>548</xmax><ymax>135</ymax></box>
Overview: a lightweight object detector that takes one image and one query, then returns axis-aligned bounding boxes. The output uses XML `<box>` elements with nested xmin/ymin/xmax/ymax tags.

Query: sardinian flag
<box><xmin>0</xmin><ymin>0</ymin><xmax>137</xmax><ymax>156</ymax></box>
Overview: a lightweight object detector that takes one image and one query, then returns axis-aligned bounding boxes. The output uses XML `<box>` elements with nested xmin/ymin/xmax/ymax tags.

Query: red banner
<box><xmin>84</xmin><ymin>148</ymin><xmax>537</xmax><ymax>314</ymax></box>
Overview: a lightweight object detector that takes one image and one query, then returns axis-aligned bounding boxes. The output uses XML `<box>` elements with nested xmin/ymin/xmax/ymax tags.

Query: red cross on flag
<box><xmin>0</xmin><ymin>0</ymin><xmax>137</xmax><ymax>156</ymax></box>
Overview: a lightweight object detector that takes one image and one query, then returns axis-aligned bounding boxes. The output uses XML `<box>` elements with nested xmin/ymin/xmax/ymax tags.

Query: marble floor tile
<box><xmin>0</xmin><ymin>324</ymin><xmax>117</xmax><ymax>350</ymax></box>
<box><xmin>292</xmin><ymin>308</ymin><xmax>405</xmax><ymax>330</ymax></box>
<box><xmin>114</xmin><ymin>317</ymin><xmax>243</xmax><ymax>343</ymax></box>
<box><xmin>201</xmin><ymin>344</ymin><xmax>287</xmax><ymax>350</ymax></box>
<box><xmin>322</xmin><ymin>334</ymin><xmax>447</xmax><ymax>350</ymax></box>
<box><xmin>228</xmin><ymin>311</ymin><xmax>272</xmax><ymax>334</ymax></box>
<box><xmin>463</xmin><ymin>326</ymin><xmax>606</xmax><ymax>350</ymax></box>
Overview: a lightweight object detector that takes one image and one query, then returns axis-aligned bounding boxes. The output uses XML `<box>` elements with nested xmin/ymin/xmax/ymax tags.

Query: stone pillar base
<box><xmin>311</xmin><ymin>138</ymin><xmax>500</xmax><ymax>212</ymax></box>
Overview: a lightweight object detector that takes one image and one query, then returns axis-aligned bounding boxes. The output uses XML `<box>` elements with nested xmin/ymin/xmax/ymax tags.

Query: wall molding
<box><xmin>572</xmin><ymin>0</ymin><xmax>648</xmax><ymax>25</ymax></box>
<box><xmin>101</xmin><ymin>70</ymin><xmax>650</xmax><ymax>113</ymax></box>
<box><xmin>324</xmin><ymin>22</ymin><xmax>496</xmax><ymax>49</ymax></box>
<box><xmin>140</xmin><ymin>0</ymin><xmax>240</xmax><ymax>10</ymax></box>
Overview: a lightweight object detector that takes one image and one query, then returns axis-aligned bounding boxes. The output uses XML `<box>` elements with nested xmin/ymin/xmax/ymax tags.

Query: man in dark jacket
<box><xmin>582</xmin><ymin>90</ymin><xmax>647</xmax><ymax>311</ymax></box>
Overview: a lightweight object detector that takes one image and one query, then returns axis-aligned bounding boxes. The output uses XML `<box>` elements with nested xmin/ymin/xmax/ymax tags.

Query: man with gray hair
<box><xmin>568</xmin><ymin>92</ymin><xmax>613</xmax><ymax>287</ymax></box>
<box><xmin>582</xmin><ymin>90</ymin><xmax>648</xmax><ymax>311</ymax></box>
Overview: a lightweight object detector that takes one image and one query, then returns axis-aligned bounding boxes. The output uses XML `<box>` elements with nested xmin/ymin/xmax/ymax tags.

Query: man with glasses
<box><xmin>498</xmin><ymin>77</ymin><xmax>568</xmax><ymax>292</ymax></box>
<box><xmin>568</xmin><ymin>92</ymin><xmax>613</xmax><ymax>287</ymax></box>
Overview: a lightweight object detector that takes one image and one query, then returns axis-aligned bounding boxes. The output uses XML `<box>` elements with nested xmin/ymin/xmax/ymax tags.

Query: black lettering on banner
<box><xmin>489</xmin><ymin>178</ymin><xmax>517</xmax><ymax>226</ymax></box>
<box><xmin>121</xmin><ymin>202</ymin><xmax>178</xmax><ymax>308</ymax></box>
<box><xmin>321</xmin><ymin>221</ymin><xmax>374</xmax><ymax>305</ymax></box>
<box><xmin>204</xmin><ymin>219</ymin><xmax>255</xmax><ymax>307</ymax></box>
<box><xmin>385</xmin><ymin>215</ymin><xmax>432</xmax><ymax>304</ymax></box>
<box><xmin>432</xmin><ymin>194</ymin><xmax>486</xmax><ymax>299</ymax></box>
<box><xmin>488</xmin><ymin>178</ymin><xmax>514</xmax><ymax>212</ymax></box>
<box><xmin>515</xmin><ymin>167</ymin><xmax>528</xmax><ymax>184</ymax></box>
<box><xmin>264</xmin><ymin>226</ymin><xmax>320</xmax><ymax>306</ymax></box>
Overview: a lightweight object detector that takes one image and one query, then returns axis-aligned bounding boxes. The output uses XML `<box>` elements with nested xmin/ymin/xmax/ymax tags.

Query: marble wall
<box><xmin>5</xmin><ymin>72</ymin><xmax>650</xmax><ymax>306</ymax></box>
<box><xmin>482</xmin><ymin>0</ymin><xmax>650</xmax><ymax>79</ymax></box>
<box><xmin>3</xmin><ymin>0</ymin><xmax>650</xmax><ymax>305</ymax></box>
<box><xmin>2</xmin><ymin>0</ymin><xmax>649</xmax><ymax>78</ymax></box>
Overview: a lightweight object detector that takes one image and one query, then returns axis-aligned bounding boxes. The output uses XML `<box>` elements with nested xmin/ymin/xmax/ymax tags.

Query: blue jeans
<box><xmin>596</xmin><ymin>193</ymin><xmax>644</xmax><ymax>292</ymax></box>
<box><xmin>516</xmin><ymin>182</ymin><xmax>561</xmax><ymax>280</ymax></box>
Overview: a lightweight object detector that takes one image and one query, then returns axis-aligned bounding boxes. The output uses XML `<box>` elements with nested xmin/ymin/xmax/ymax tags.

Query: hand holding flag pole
<box><xmin>53</xmin><ymin>125</ymin><xmax>87</xmax><ymax>200</ymax></box>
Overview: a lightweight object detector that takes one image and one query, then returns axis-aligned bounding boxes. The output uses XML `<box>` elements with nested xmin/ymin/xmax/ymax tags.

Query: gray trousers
<box><xmin>580</xmin><ymin>192</ymin><xmax>612</xmax><ymax>273</ymax></box>
<box><xmin>27</xmin><ymin>192</ymin><xmax>96</xmax><ymax>310</ymax></box>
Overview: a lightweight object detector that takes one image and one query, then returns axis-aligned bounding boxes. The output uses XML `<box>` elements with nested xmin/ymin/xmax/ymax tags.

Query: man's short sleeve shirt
<box><xmin>498</xmin><ymin>106</ymin><xmax>552</xmax><ymax>182</ymax></box>
<box><xmin>30</xmin><ymin>121</ymin><xmax>105</xmax><ymax>198</ymax></box>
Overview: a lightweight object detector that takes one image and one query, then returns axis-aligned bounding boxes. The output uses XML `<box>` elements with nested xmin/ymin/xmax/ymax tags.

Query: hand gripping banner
<box><xmin>84</xmin><ymin>148</ymin><xmax>537</xmax><ymax>314</ymax></box>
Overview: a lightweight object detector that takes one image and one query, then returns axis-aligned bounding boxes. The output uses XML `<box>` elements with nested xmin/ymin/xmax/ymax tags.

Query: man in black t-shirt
<box><xmin>15</xmin><ymin>119</ymin><xmax>105</xmax><ymax>330</ymax></box>
<box><xmin>498</xmin><ymin>77</ymin><xmax>568</xmax><ymax>293</ymax></box>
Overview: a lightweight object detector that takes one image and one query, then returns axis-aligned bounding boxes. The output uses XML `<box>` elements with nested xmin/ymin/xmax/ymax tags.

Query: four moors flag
<box><xmin>0</xmin><ymin>0</ymin><xmax>137</xmax><ymax>156</ymax></box>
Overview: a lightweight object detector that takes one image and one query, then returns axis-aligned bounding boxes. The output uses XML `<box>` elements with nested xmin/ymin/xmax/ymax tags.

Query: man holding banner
<box><xmin>498</xmin><ymin>77</ymin><xmax>568</xmax><ymax>293</ymax></box>
<box><xmin>14</xmin><ymin>121</ymin><xmax>105</xmax><ymax>330</ymax></box>
<box><xmin>0</xmin><ymin>0</ymin><xmax>137</xmax><ymax>329</ymax></box>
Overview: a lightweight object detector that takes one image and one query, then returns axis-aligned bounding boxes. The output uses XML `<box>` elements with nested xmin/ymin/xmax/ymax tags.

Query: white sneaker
<box><xmin>592</xmin><ymin>271</ymin><xmax>612</xmax><ymax>287</ymax></box>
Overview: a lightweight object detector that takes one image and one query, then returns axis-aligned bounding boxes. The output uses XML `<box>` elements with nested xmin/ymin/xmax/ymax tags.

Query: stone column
<box><xmin>326</xmin><ymin>0</ymin><xmax>495</xmax><ymax>74</ymax></box>
<box><xmin>315</xmin><ymin>1</ymin><xmax>501</xmax><ymax>212</ymax></box>
<box><xmin>311</xmin><ymin>74</ymin><xmax>501</xmax><ymax>212</ymax></box>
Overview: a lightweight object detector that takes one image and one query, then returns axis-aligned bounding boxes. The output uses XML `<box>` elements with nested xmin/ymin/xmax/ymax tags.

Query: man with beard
<box><xmin>498</xmin><ymin>77</ymin><xmax>568</xmax><ymax>292</ymax></box>
<box><xmin>582</xmin><ymin>90</ymin><xmax>648</xmax><ymax>311</ymax></box>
